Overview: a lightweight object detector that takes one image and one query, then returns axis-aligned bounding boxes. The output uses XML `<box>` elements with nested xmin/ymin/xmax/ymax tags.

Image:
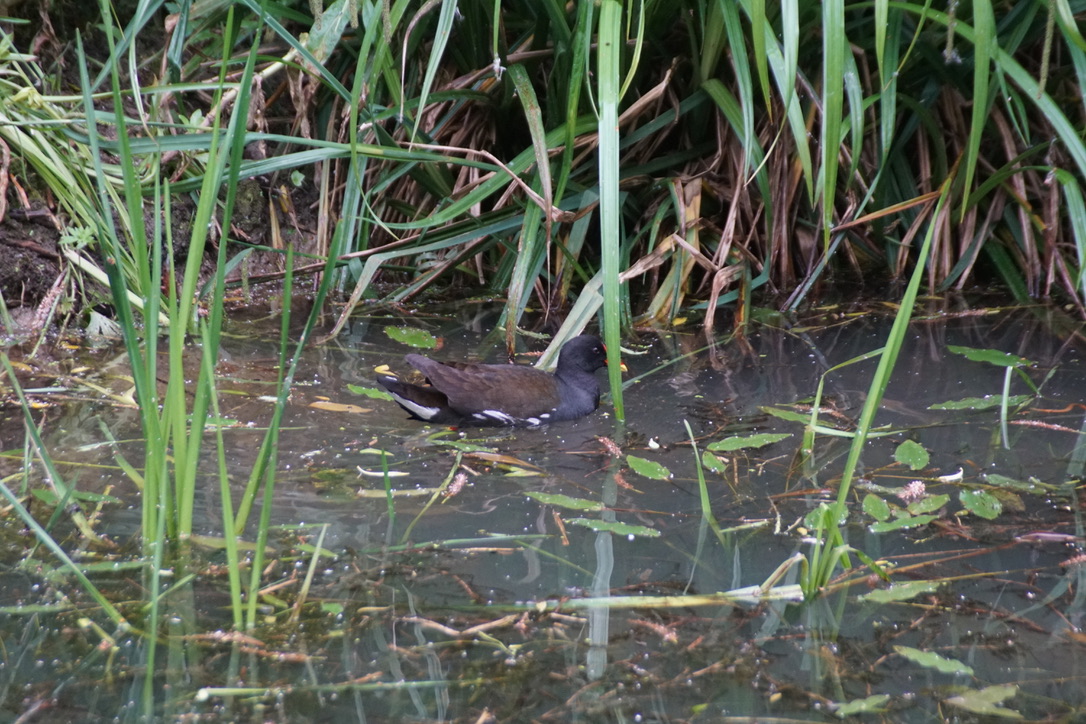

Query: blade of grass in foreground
<box><xmin>803</xmin><ymin>169</ymin><xmax>955</xmax><ymax>599</ymax></box>
<box><xmin>0</xmin><ymin>356</ymin><xmax>127</xmax><ymax>627</ymax></box>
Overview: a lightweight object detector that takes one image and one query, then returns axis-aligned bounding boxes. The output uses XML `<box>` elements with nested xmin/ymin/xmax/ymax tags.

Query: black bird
<box><xmin>377</xmin><ymin>334</ymin><xmax>611</xmax><ymax>426</ymax></box>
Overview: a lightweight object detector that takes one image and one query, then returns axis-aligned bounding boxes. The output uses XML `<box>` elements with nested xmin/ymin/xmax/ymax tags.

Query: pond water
<box><xmin>2</xmin><ymin>302</ymin><xmax>1085</xmax><ymax>722</ymax></box>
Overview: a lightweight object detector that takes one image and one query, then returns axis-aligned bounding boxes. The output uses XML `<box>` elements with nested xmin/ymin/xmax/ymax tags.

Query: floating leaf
<box><xmin>355</xmin><ymin>468</ymin><xmax>409</xmax><ymax>478</ymax></box>
<box><xmin>189</xmin><ymin>534</ymin><xmax>271</xmax><ymax>552</ymax></box>
<box><xmin>626</xmin><ymin>454</ymin><xmax>672</xmax><ymax>480</ymax></box>
<box><xmin>435</xmin><ymin>440</ymin><xmax>497</xmax><ymax>453</ymax></box>
<box><xmin>296</xmin><ymin>542</ymin><xmax>340</xmax><ymax>557</ymax></box>
<box><xmin>945</xmin><ymin>684</ymin><xmax>1022</xmax><ymax>718</ymax></box>
<box><xmin>504</xmin><ymin>468</ymin><xmax>543</xmax><ymax>477</ymax></box>
<box><xmin>990</xmin><ymin>489</ymin><xmax>1025</xmax><ymax>512</ymax></box>
<box><xmin>960</xmin><ymin>489</ymin><xmax>1002</xmax><ymax>519</ymax></box>
<box><xmin>525</xmin><ymin>492</ymin><xmax>604</xmax><ymax>511</ymax></box>
<box><xmin>384</xmin><ymin>326</ymin><xmax>439</xmax><ymax>348</ymax></box>
<box><xmin>860</xmin><ymin>580</ymin><xmax>941</xmax><ymax>603</ymax></box>
<box><xmin>869</xmin><ymin>514</ymin><xmax>937</xmax><ymax>533</ymax></box>
<box><xmin>467</xmin><ymin>451</ymin><xmax>540</xmax><ymax>471</ymax></box>
<box><xmin>31</xmin><ymin>489</ymin><xmax>121</xmax><ymax>505</ymax></box>
<box><xmin>929</xmin><ymin>395</ymin><xmax>1031</xmax><ymax>410</ymax></box>
<box><xmin>907</xmin><ymin>494</ymin><xmax>949</xmax><ymax>515</ymax></box>
<box><xmin>894</xmin><ymin>439</ymin><xmax>929</xmax><ymax>470</ymax></box>
<box><xmin>309</xmin><ymin>400</ymin><xmax>371</xmax><ymax>414</ymax></box>
<box><xmin>700</xmin><ymin>451</ymin><xmax>727</xmax><ymax>473</ymax></box>
<box><xmin>77</xmin><ymin>560</ymin><xmax>148</xmax><ymax>572</ymax></box>
<box><xmin>862</xmin><ymin>493</ymin><xmax>891</xmax><ymax>522</ymax></box>
<box><xmin>894</xmin><ymin>645</ymin><xmax>974</xmax><ymax>676</ymax></box>
<box><xmin>356</xmin><ymin>487</ymin><xmax>441</xmax><ymax>498</ymax></box>
<box><xmin>566</xmin><ymin>518</ymin><xmax>660</xmax><ymax>537</ymax></box>
<box><xmin>761</xmin><ymin>406</ymin><xmax>814</xmax><ymax>424</ymax></box>
<box><xmin>348</xmin><ymin>384</ymin><xmax>394</xmax><ymax>400</ymax></box>
<box><xmin>0</xmin><ymin>604</ymin><xmax>74</xmax><ymax>615</ymax></box>
<box><xmin>706</xmin><ymin>432</ymin><xmax>792</xmax><ymax>452</ymax></box>
<box><xmin>833</xmin><ymin>694</ymin><xmax>890</xmax><ymax>716</ymax></box>
<box><xmin>983</xmin><ymin>473</ymin><xmax>1059</xmax><ymax>493</ymax></box>
<box><xmin>948</xmin><ymin>345</ymin><xmax>1031</xmax><ymax>368</ymax></box>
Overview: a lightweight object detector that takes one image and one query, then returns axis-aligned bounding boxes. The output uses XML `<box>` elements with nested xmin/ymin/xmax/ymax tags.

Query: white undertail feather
<box><xmin>390</xmin><ymin>393</ymin><xmax>440</xmax><ymax>421</ymax></box>
<box><xmin>475</xmin><ymin>409</ymin><xmax>516</xmax><ymax>425</ymax></box>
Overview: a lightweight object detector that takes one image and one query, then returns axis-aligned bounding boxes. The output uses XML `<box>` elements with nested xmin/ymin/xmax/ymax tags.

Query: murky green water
<box><xmin>2</xmin><ymin>303</ymin><xmax>1085</xmax><ymax>721</ymax></box>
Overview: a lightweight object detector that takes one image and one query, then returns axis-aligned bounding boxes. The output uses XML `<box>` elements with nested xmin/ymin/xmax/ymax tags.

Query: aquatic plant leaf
<box><xmin>384</xmin><ymin>326</ymin><xmax>439</xmax><ymax>348</ymax></box>
<box><xmin>928</xmin><ymin>395</ymin><xmax>1031</xmax><ymax>410</ymax></box>
<box><xmin>893</xmin><ymin>645</ymin><xmax>974</xmax><ymax>675</ymax></box>
<box><xmin>525</xmin><ymin>492</ymin><xmax>604</xmax><ymax>511</ymax></box>
<box><xmin>948</xmin><ymin>345</ymin><xmax>1031</xmax><ymax>368</ymax></box>
<box><xmin>960</xmin><ymin>489</ymin><xmax>1002</xmax><ymax>519</ymax></box>
<box><xmin>945</xmin><ymin>684</ymin><xmax>1022</xmax><ymax>718</ymax></box>
<box><xmin>894</xmin><ymin>439</ymin><xmax>929</xmax><ymax>469</ymax></box>
<box><xmin>833</xmin><ymin>694</ymin><xmax>890</xmax><ymax>716</ymax></box>
<box><xmin>804</xmin><ymin>502</ymin><xmax>849</xmax><ymax>530</ymax></box>
<box><xmin>907</xmin><ymin>493</ymin><xmax>950</xmax><ymax>515</ymax></box>
<box><xmin>626</xmin><ymin>454</ymin><xmax>672</xmax><ymax>480</ymax></box>
<box><xmin>706</xmin><ymin>432</ymin><xmax>792</xmax><ymax>452</ymax></box>
<box><xmin>869</xmin><ymin>514</ymin><xmax>937</xmax><ymax>532</ymax></box>
<box><xmin>700</xmin><ymin>451</ymin><xmax>727</xmax><ymax>473</ymax></box>
<box><xmin>859</xmin><ymin>580</ymin><xmax>941</xmax><ymax>603</ymax></box>
<box><xmin>87</xmin><ymin>309</ymin><xmax>121</xmax><ymax>339</ymax></box>
<box><xmin>348</xmin><ymin>384</ymin><xmax>394</xmax><ymax>400</ymax></box>
<box><xmin>862</xmin><ymin>493</ymin><xmax>891</xmax><ymax>522</ymax></box>
<box><xmin>852</xmin><ymin>549</ymin><xmax>891</xmax><ymax>582</ymax></box>
<box><xmin>566</xmin><ymin>518</ymin><xmax>661</xmax><ymax>537</ymax></box>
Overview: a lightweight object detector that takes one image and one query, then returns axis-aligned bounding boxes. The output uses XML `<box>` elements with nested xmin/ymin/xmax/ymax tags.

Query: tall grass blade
<box><xmin>408</xmin><ymin>0</ymin><xmax>458</xmax><ymax>140</ymax></box>
<box><xmin>718</xmin><ymin>0</ymin><xmax>755</xmax><ymax>170</ymax></box>
<box><xmin>961</xmin><ymin>0</ymin><xmax>994</xmax><ymax>222</ymax></box>
<box><xmin>820</xmin><ymin>0</ymin><xmax>845</xmax><ymax>245</ymax></box>
<box><xmin>597</xmin><ymin>0</ymin><xmax>625</xmax><ymax>421</ymax></box>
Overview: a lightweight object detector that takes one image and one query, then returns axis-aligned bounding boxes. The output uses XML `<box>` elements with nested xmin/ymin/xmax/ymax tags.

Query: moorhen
<box><xmin>376</xmin><ymin>334</ymin><xmax>610</xmax><ymax>426</ymax></box>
